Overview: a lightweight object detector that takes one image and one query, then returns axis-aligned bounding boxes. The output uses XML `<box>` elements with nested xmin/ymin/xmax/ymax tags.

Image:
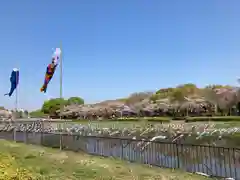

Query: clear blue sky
<box><xmin>0</xmin><ymin>0</ymin><xmax>240</xmax><ymax>110</ymax></box>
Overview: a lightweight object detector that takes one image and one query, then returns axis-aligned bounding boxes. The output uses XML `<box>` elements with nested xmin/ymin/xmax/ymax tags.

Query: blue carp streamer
<box><xmin>4</xmin><ymin>68</ymin><xmax>19</xmax><ymax>97</ymax></box>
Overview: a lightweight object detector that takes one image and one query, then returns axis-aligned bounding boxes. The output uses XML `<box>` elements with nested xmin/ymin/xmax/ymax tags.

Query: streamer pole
<box><xmin>15</xmin><ymin>85</ymin><xmax>18</xmax><ymax>112</ymax></box>
<box><xmin>15</xmin><ymin>70</ymin><xmax>18</xmax><ymax>120</ymax></box>
<box><xmin>59</xmin><ymin>42</ymin><xmax>63</xmax><ymax>150</ymax></box>
<box><xmin>13</xmin><ymin>73</ymin><xmax>18</xmax><ymax>141</ymax></box>
<box><xmin>60</xmin><ymin>42</ymin><xmax>63</xmax><ymax>119</ymax></box>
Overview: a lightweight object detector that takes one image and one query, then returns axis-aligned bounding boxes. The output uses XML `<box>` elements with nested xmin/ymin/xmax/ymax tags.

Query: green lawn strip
<box><xmin>0</xmin><ymin>140</ymin><xmax>209</xmax><ymax>180</ymax></box>
<box><xmin>185</xmin><ymin>116</ymin><xmax>240</xmax><ymax>122</ymax></box>
<box><xmin>213</xmin><ymin>122</ymin><xmax>240</xmax><ymax>128</ymax></box>
<box><xmin>71</xmin><ymin>117</ymin><xmax>171</xmax><ymax>123</ymax></box>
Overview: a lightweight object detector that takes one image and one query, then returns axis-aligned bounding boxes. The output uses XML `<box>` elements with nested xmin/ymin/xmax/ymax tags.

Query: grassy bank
<box><xmin>0</xmin><ymin>140</ymin><xmax>209</xmax><ymax>179</ymax></box>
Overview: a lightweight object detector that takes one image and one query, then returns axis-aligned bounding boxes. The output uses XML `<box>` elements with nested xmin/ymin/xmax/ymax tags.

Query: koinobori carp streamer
<box><xmin>40</xmin><ymin>48</ymin><xmax>61</xmax><ymax>93</ymax></box>
<box><xmin>4</xmin><ymin>68</ymin><xmax>19</xmax><ymax>97</ymax></box>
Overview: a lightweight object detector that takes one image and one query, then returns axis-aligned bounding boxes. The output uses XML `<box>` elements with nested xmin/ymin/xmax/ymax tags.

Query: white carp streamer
<box><xmin>52</xmin><ymin>48</ymin><xmax>61</xmax><ymax>65</ymax></box>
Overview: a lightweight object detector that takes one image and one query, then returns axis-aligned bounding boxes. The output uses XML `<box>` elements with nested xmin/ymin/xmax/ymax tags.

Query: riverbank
<box><xmin>0</xmin><ymin>140</ymin><xmax>209</xmax><ymax>179</ymax></box>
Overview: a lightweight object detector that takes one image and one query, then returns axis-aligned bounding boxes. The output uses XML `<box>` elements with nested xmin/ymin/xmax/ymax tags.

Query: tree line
<box><xmin>29</xmin><ymin>83</ymin><xmax>239</xmax><ymax>118</ymax></box>
<box><xmin>30</xmin><ymin>97</ymin><xmax>84</xmax><ymax>117</ymax></box>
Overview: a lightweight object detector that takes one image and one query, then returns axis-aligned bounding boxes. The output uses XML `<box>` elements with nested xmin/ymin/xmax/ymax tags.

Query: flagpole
<box><xmin>13</xmin><ymin>71</ymin><xmax>18</xmax><ymax>141</ymax></box>
<box><xmin>15</xmin><ymin>84</ymin><xmax>18</xmax><ymax>112</ymax></box>
<box><xmin>60</xmin><ymin>42</ymin><xmax>63</xmax><ymax>119</ymax></box>
<box><xmin>15</xmin><ymin>70</ymin><xmax>18</xmax><ymax>120</ymax></box>
<box><xmin>59</xmin><ymin>42</ymin><xmax>63</xmax><ymax>150</ymax></box>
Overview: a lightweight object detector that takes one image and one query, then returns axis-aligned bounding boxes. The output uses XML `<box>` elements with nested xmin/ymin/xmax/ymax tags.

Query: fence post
<box><xmin>176</xmin><ymin>143</ymin><xmax>180</xmax><ymax>168</ymax></box>
<box><xmin>60</xmin><ymin>133</ymin><xmax>62</xmax><ymax>150</ymax></box>
<box><xmin>59</xmin><ymin>123</ymin><xmax>63</xmax><ymax>150</ymax></box>
<box><xmin>24</xmin><ymin>131</ymin><xmax>27</xmax><ymax>143</ymax></box>
<box><xmin>40</xmin><ymin>121</ymin><xmax>44</xmax><ymax>145</ymax></box>
<box><xmin>121</xmin><ymin>139</ymin><xmax>123</xmax><ymax>159</ymax></box>
<box><xmin>13</xmin><ymin>128</ymin><xmax>16</xmax><ymax>141</ymax></box>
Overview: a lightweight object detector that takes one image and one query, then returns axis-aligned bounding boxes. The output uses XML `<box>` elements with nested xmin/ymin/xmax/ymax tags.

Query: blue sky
<box><xmin>0</xmin><ymin>0</ymin><xmax>240</xmax><ymax>110</ymax></box>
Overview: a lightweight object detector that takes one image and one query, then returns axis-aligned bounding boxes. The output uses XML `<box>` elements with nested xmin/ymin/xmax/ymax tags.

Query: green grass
<box><xmin>115</xmin><ymin>117</ymin><xmax>171</xmax><ymax>121</ymax></box>
<box><xmin>72</xmin><ymin>117</ymin><xmax>171</xmax><ymax>122</ymax></box>
<box><xmin>212</xmin><ymin>121</ymin><xmax>240</xmax><ymax>128</ymax></box>
<box><xmin>72</xmin><ymin>116</ymin><xmax>240</xmax><ymax>124</ymax></box>
<box><xmin>185</xmin><ymin>116</ymin><xmax>240</xmax><ymax>122</ymax></box>
<box><xmin>70</xmin><ymin>117</ymin><xmax>171</xmax><ymax>128</ymax></box>
<box><xmin>0</xmin><ymin>140</ymin><xmax>209</xmax><ymax>180</ymax></box>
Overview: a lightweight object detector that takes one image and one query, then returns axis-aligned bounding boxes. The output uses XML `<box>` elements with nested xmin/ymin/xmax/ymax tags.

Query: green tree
<box><xmin>170</xmin><ymin>88</ymin><xmax>185</xmax><ymax>103</ymax></box>
<box><xmin>125</xmin><ymin>92</ymin><xmax>153</xmax><ymax>105</ymax></box>
<box><xmin>41</xmin><ymin>98</ymin><xmax>67</xmax><ymax>115</ymax></box>
<box><xmin>176</xmin><ymin>83</ymin><xmax>198</xmax><ymax>95</ymax></box>
<box><xmin>156</xmin><ymin>88</ymin><xmax>174</xmax><ymax>98</ymax></box>
<box><xmin>150</xmin><ymin>94</ymin><xmax>159</xmax><ymax>103</ymax></box>
<box><xmin>30</xmin><ymin>109</ymin><xmax>46</xmax><ymax>118</ymax></box>
<box><xmin>67</xmin><ymin>97</ymin><xmax>84</xmax><ymax>105</ymax></box>
<box><xmin>0</xmin><ymin>106</ymin><xmax>5</xmax><ymax>110</ymax></box>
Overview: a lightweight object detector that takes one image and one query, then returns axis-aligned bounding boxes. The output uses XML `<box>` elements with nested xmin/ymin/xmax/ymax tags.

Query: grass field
<box><xmin>0</xmin><ymin>140</ymin><xmax>209</xmax><ymax>180</ymax></box>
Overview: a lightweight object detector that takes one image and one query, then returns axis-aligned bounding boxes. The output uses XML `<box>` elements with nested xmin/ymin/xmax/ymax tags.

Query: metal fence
<box><xmin>0</xmin><ymin>130</ymin><xmax>239</xmax><ymax>179</ymax></box>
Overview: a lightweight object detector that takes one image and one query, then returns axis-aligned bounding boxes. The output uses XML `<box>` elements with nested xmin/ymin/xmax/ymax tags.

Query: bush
<box><xmin>185</xmin><ymin>116</ymin><xmax>240</xmax><ymax>122</ymax></box>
